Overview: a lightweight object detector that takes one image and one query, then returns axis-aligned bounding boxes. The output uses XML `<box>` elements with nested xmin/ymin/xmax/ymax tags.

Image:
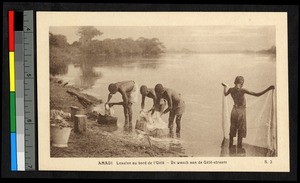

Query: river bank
<box><xmin>50</xmin><ymin>79</ymin><xmax>182</xmax><ymax>157</ymax></box>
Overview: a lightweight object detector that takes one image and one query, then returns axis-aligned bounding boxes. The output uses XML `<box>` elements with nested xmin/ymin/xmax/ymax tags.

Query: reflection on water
<box><xmin>60</xmin><ymin>53</ymin><xmax>275</xmax><ymax>157</ymax></box>
<box><xmin>78</xmin><ymin>75</ymin><xmax>98</xmax><ymax>89</ymax></box>
<box><xmin>89</xmin><ymin>56</ymin><xmax>163</xmax><ymax>69</ymax></box>
<box><xmin>67</xmin><ymin>55</ymin><xmax>163</xmax><ymax>89</ymax></box>
<box><xmin>220</xmin><ymin>146</ymin><xmax>247</xmax><ymax>157</ymax></box>
<box><xmin>220</xmin><ymin>138</ymin><xmax>270</xmax><ymax>157</ymax></box>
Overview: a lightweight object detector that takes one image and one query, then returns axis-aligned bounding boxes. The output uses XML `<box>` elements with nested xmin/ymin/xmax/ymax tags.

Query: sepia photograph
<box><xmin>49</xmin><ymin>25</ymin><xmax>276</xmax><ymax>158</ymax></box>
<box><xmin>37</xmin><ymin>12</ymin><xmax>289</xmax><ymax>171</ymax></box>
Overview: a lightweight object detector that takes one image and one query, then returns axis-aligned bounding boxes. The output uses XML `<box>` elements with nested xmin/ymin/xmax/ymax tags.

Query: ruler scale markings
<box><xmin>23</xmin><ymin>10</ymin><xmax>36</xmax><ymax>171</ymax></box>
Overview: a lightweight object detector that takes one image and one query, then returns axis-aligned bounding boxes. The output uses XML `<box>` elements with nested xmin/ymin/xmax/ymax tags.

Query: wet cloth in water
<box><xmin>230</xmin><ymin>106</ymin><xmax>246</xmax><ymax>138</ymax></box>
<box><xmin>127</xmin><ymin>81</ymin><xmax>139</xmax><ymax>104</ymax></box>
<box><xmin>136</xmin><ymin>110</ymin><xmax>168</xmax><ymax>132</ymax></box>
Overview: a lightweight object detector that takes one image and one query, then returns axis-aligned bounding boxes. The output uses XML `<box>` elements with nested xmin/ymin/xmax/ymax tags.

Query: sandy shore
<box><xmin>50</xmin><ymin>80</ymin><xmax>181</xmax><ymax>157</ymax></box>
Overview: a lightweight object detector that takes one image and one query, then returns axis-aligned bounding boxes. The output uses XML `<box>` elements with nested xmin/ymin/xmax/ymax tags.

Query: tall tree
<box><xmin>49</xmin><ymin>33</ymin><xmax>71</xmax><ymax>75</ymax></box>
<box><xmin>77</xmin><ymin>26</ymin><xmax>103</xmax><ymax>44</ymax></box>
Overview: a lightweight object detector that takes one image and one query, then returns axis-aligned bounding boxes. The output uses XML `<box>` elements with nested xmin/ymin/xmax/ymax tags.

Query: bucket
<box><xmin>50</xmin><ymin>125</ymin><xmax>72</xmax><ymax>147</ymax></box>
<box><xmin>97</xmin><ymin>113</ymin><xmax>118</xmax><ymax>126</ymax></box>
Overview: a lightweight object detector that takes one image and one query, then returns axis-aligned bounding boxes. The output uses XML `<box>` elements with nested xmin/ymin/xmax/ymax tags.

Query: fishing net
<box><xmin>222</xmin><ymin>90</ymin><xmax>277</xmax><ymax>156</ymax></box>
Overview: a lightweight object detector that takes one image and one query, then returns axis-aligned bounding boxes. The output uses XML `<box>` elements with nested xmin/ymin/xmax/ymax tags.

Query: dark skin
<box><xmin>141</xmin><ymin>88</ymin><xmax>156</xmax><ymax>110</ymax></box>
<box><xmin>222</xmin><ymin>82</ymin><xmax>275</xmax><ymax>102</ymax></box>
<box><xmin>222</xmin><ymin>82</ymin><xmax>275</xmax><ymax>147</ymax></box>
<box><xmin>156</xmin><ymin>88</ymin><xmax>182</xmax><ymax>116</ymax></box>
<box><xmin>141</xmin><ymin>88</ymin><xmax>164</xmax><ymax>114</ymax></box>
<box><xmin>156</xmin><ymin>87</ymin><xmax>183</xmax><ymax>136</ymax></box>
<box><xmin>106</xmin><ymin>81</ymin><xmax>135</xmax><ymax>125</ymax></box>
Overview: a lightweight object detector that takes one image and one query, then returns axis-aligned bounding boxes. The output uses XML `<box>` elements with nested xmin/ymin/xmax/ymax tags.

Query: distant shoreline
<box><xmin>165</xmin><ymin>51</ymin><xmax>276</xmax><ymax>55</ymax></box>
<box><xmin>165</xmin><ymin>46</ymin><xmax>276</xmax><ymax>55</ymax></box>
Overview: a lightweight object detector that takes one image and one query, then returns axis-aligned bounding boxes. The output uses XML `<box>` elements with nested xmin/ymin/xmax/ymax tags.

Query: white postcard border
<box><xmin>37</xmin><ymin>12</ymin><xmax>289</xmax><ymax>172</ymax></box>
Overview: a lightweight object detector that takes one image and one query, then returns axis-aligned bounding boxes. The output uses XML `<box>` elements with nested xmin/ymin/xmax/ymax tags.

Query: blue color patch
<box><xmin>11</xmin><ymin>133</ymin><xmax>17</xmax><ymax>171</ymax></box>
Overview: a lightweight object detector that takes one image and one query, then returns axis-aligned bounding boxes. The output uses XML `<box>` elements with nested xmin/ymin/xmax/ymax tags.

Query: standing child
<box><xmin>222</xmin><ymin>76</ymin><xmax>274</xmax><ymax>149</ymax></box>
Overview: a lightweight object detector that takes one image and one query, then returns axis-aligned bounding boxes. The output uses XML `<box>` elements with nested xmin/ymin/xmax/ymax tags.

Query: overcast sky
<box><xmin>50</xmin><ymin>26</ymin><xmax>275</xmax><ymax>52</ymax></box>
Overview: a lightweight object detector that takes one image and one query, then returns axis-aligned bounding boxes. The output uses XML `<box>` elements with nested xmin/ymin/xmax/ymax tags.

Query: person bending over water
<box><xmin>140</xmin><ymin>85</ymin><xmax>166</xmax><ymax>114</ymax></box>
<box><xmin>106</xmin><ymin>80</ymin><xmax>138</xmax><ymax>130</ymax></box>
<box><xmin>222</xmin><ymin>76</ymin><xmax>275</xmax><ymax>149</ymax></box>
<box><xmin>154</xmin><ymin>84</ymin><xmax>185</xmax><ymax>137</ymax></box>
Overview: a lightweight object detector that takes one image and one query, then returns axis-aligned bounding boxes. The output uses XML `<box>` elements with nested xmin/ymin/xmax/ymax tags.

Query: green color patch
<box><xmin>10</xmin><ymin>92</ymin><xmax>16</xmax><ymax>132</ymax></box>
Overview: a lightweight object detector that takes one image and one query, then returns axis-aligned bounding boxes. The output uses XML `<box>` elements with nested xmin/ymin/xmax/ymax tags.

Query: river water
<box><xmin>59</xmin><ymin>53</ymin><xmax>276</xmax><ymax>157</ymax></box>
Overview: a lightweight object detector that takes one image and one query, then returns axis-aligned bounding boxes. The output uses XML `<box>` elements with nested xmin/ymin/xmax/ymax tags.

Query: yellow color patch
<box><xmin>9</xmin><ymin>52</ymin><xmax>15</xmax><ymax>92</ymax></box>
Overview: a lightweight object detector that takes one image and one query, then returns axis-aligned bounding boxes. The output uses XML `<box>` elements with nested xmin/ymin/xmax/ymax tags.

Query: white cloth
<box><xmin>105</xmin><ymin>103</ymin><xmax>115</xmax><ymax>116</ymax></box>
<box><xmin>50</xmin><ymin>109</ymin><xmax>71</xmax><ymax>119</ymax></box>
<box><xmin>139</xmin><ymin>110</ymin><xmax>168</xmax><ymax>131</ymax></box>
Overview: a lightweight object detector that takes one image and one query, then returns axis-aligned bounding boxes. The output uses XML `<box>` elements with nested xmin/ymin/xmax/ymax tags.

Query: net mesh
<box><xmin>222</xmin><ymin>90</ymin><xmax>277</xmax><ymax>156</ymax></box>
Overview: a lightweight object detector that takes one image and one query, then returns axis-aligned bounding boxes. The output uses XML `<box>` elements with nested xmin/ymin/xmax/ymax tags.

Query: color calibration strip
<box><xmin>15</xmin><ymin>10</ymin><xmax>25</xmax><ymax>171</ymax></box>
<box><xmin>9</xmin><ymin>10</ymin><xmax>17</xmax><ymax>171</ymax></box>
<box><xmin>9</xmin><ymin>10</ymin><xmax>35</xmax><ymax>171</ymax></box>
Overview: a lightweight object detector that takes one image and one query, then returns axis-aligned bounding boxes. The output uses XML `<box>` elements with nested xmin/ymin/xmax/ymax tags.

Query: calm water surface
<box><xmin>60</xmin><ymin>53</ymin><xmax>276</xmax><ymax>157</ymax></box>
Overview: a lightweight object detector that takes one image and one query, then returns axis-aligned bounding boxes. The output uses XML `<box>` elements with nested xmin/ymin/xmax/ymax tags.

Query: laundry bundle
<box><xmin>135</xmin><ymin>110</ymin><xmax>169</xmax><ymax>138</ymax></box>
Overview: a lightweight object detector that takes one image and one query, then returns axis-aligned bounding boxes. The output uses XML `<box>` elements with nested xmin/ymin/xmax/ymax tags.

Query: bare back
<box><xmin>161</xmin><ymin>88</ymin><xmax>182</xmax><ymax>108</ymax></box>
<box><xmin>116</xmin><ymin>80</ymin><xmax>135</xmax><ymax>93</ymax></box>
<box><xmin>230</xmin><ymin>87</ymin><xmax>246</xmax><ymax>107</ymax></box>
<box><xmin>146</xmin><ymin>89</ymin><xmax>156</xmax><ymax>100</ymax></box>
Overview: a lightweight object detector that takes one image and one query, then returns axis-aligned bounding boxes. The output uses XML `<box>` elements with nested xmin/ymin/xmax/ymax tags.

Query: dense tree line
<box><xmin>50</xmin><ymin>33</ymin><xmax>73</xmax><ymax>75</ymax></box>
<box><xmin>50</xmin><ymin>27</ymin><xmax>165</xmax><ymax>75</ymax></box>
